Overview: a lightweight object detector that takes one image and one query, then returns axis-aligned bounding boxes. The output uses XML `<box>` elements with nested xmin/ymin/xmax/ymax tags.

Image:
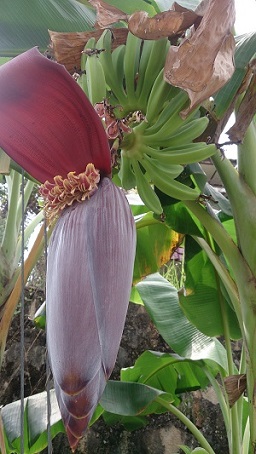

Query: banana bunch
<box><xmin>77</xmin><ymin>30</ymin><xmax>217</xmax><ymax>214</ymax></box>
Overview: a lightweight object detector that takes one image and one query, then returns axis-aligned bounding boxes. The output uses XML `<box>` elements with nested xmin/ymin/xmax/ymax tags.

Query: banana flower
<box><xmin>0</xmin><ymin>48</ymin><xmax>136</xmax><ymax>451</ymax></box>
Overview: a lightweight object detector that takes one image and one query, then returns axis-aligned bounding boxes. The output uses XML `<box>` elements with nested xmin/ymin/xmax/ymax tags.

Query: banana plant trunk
<box><xmin>191</xmin><ymin>123</ymin><xmax>256</xmax><ymax>453</ymax></box>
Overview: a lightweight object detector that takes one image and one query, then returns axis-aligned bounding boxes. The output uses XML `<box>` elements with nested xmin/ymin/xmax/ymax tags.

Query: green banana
<box><xmin>140</xmin><ymin>154</ymin><xmax>183</xmax><ymax>178</ymax></box>
<box><xmin>135</xmin><ymin>39</ymin><xmax>155</xmax><ymax>99</ymax></box>
<box><xmin>144</xmin><ymin>142</ymin><xmax>217</xmax><ymax>165</ymax></box>
<box><xmin>143</xmin><ymin>116</ymin><xmax>210</xmax><ymax>147</ymax></box>
<box><xmin>77</xmin><ymin>37</ymin><xmax>94</xmax><ymax>97</ymax></box>
<box><xmin>118</xmin><ymin>151</ymin><xmax>137</xmax><ymax>190</ymax></box>
<box><xmin>77</xmin><ymin>72</ymin><xmax>89</xmax><ymax>97</ymax></box>
<box><xmin>123</xmin><ymin>33</ymin><xmax>142</xmax><ymax>104</ymax></box>
<box><xmin>145</xmin><ymin>68</ymin><xmax>177</xmax><ymax>124</ymax></box>
<box><xmin>137</xmin><ymin>38</ymin><xmax>169</xmax><ymax>110</ymax></box>
<box><xmin>131</xmin><ymin>158</ymin><xmax>163</xmax><ymax>214</ymax></box>
<box><xmin>85</xmin><ymin>39</ymin><xmax>106</xmax><ymax>105</ymax></box>
<box><xmin>96</xmin><ymin>30</ymin><xmax>127</xmax><ymax>106</ymax></box>
<box><xmin>111</xmin><ymin>44</ymin><xmax>126</xmax><ymax>89</ymax></box>
<box><xmin>143</xmin><ymin>110</ymin><xmax>200</xmax><ymax>146</ymax></box>
<box><xmin>139</xmin><ymin>154</ymin><xmax>200</xmax><ymax>201</ymax></box>
<box><xmin>143</xmin><ymin>90</ymin><xmax>189</xmax><ymax>136</ymax></box>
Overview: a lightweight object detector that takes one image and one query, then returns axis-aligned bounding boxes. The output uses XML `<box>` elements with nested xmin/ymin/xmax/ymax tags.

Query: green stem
<box><xmin>237</xmin><ymin>283</ymin><xmax>256</xmax><ymax>453</ymax></box>
<box><xmin>15</xmin><ymin>211</ymin><xmax>44</xmax><ymax>266</ymax></box>
<box><xmin>16</xmin><ymin>179</ymin><xmax>35</xmax><ymax>232</ymax></box>
<box><xmin>193</xmin><ymin>235</ymin><xmax>242</xmax><ymax>328</ymax></box>
<box><xmin>236</xmin><ymin>345</ymin><xmax>246</xmax><ymax>443</ymax></box>
<box><xmin>239</xmin><ymin>345</ymin><xmax>246</xmax><ymax>375</ymax></box>
<box><xmin>202</xmin><ymin>229</ymin><xmax>241</xmax><ymax>453</ymax></box>
<box><xmin>184</xmin><ymin>200</ymin><xmax>249</xmax><ymax>286</ymax></box>
<box><xmin>0</xmin><ymin>267</ymin><xmax>19</xmax><ymax>307</ymax></box>
<box><xmin>212</xmin><ymin>150</ymin><xmax>256</xmax><ymax>275</ymax></box>
<box><xmin>1</xmin><ymin>171</ymin><xmax>21</xmax><ymax>275</ymax></box>
<box><xmin>204</xmin><ymin>369</ymin><xmax>230</xmax><ymax>433</ymax></box>
<box><xmin>237</xmin><ymin>122</ymin><xmax>256</xmax><ymax>196</ymax></box>
<box><xmin>156</xmin><ymin>397</ymin><xmax>215</xmax><ymax>454</ymax></box>
<box><xmin>243</xmin><ymin>418</ymin><xmax>250</xmax><ymax>454</ymax></box>
<box><xmin>217</xmin><ymin>289</ymin><xmax>241</xmax><ymax>453</ymax></box>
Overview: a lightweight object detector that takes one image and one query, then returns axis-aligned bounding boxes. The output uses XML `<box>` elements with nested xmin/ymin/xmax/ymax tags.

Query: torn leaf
<box><xmin>164</xmin><ymin>0</ymin><xmax>236</xmax><ymax>117</ymax></box>
<box><xmin>228</xmin><ymin>65</ymin><xmax>256</xmax><ymax>143</ymax></box>
<box><xmin>128</xmin><ymin>5</ymin><xmax>199</xmax><ymax>40</ymax></box>
<box><xmin>89</xmin><ymin>0</ymin><xmax>128</xmax><ymax>27</ymax></box>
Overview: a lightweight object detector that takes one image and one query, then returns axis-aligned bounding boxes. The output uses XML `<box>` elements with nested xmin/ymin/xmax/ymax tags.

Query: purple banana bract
<box><xmin>46</xmin><ymin>178</ymin><xmax>136</xmax><ymax>450</ymax></box>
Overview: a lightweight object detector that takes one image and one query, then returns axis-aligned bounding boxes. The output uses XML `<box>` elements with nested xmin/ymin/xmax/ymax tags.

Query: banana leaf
<box><xmin>1</xmin><ymin>382</ymin><xmax>173</xmax><ymax>450</ymax></box>
<box><xmin>121</xmin><ymin>350</ymin><xmax>215</xmax><ymax>396</ymax></box>
<box><xmin>213</xmin><ymin>32</ymin><xmax>256</xmax><ymax>119</ymax></box>
<box><xmin>154</xmin><ymin>0</ymin><xmax>200</xmax><ymax>12</ymax></box>
<box><xmin>0</xmin><ymin>0</ymin><xmax>96</xmax><ymax>56</ymax></box>
<box><xmin>136</xmin><ymin>272</ymin><xmax>228</xmax><ymax>371</ymax></box>
<box><xmin>1</xmin><ymin>390</ymin><xmax>64</xmax><ymax>454</ymax></box>
<box><xmin>180</xmin><ymin>236</ymin><xmax>241</xmax><ymax>340</ymax></box>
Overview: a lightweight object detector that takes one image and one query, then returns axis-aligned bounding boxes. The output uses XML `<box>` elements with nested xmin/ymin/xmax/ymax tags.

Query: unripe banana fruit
<box><xmin>77</xmin><ymin>31</ymin><xmax>217</xmax><ymax>213</ymax></box>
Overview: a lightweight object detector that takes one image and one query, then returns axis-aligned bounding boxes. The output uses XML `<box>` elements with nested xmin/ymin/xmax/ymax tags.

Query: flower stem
<box><xmin>156</xmin><ymin>397</ymin><xmax>215</xmax><ymax>454</ymax></box>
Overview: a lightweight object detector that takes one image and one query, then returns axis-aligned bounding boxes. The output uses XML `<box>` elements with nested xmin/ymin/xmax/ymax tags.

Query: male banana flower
<box><xmin>0</xmin><ymin>48</ymin><xmax>136</xmax><ymax>451</ymax></box>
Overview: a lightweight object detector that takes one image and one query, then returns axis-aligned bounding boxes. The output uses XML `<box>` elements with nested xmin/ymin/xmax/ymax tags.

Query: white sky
<box><xmin>235</xmin><ymin>0</ymin><xmax>256</xmax><ymax>34</ymax></box>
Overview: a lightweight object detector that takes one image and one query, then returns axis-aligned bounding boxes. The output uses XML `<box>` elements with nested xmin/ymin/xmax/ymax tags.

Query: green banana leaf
<box><xmin>218</xmin><ymin>213</ymin><xmax>237</xmax><ymax>244</ymax></box>
<box><xmin>180</xmin><ymin>448</ymin><xmax>209</xmax><ymax>454</ymax></box>
<box><xmin>154</xmin><ymin>0</ymin><xmax>200</xmax><ymax>12</ymax></box>
<box><xmin>180</xmin><ymin>236</ymin><xmax>241</xmax><ymax>340</ymax></box>
<box><xmin>0</xmin><ymin>0</ymin><xmax>96</xmax><ymax>56</ymax></box>
<box><xmin>121</xmin><ymin>350</ymin><xmax>215</xmax><ymax>396</ymax></box>
<box><xmin>136</xmin><ymin>273</ymin><xmax>228</xmax><ymax>371</ymax></box>
<box><xmin>214</xmin><ymin>32</ymin><xmax>256</xmax><ymax>119</ymax></box>
<box><xmin>97</xmin><ymin>0</ymin><xmax>159</xmax><ymax>15</ymax></box>
<box><xmin>101</xmin><ymin>380</ymin><xmax>173</xmax><ymax>416</ymax></box>
<box><xmin>100</xmin><ymin>380</ymin><xmax>174</xmax><ymax>431</ymax></box>
<box><xmin>163</xmin><ymin>201</ymin><xmax>204</xmax><ymax>236</ymax></box>
<box><xmin>133</xmin><ymin>208</ymin><xmax>181</xmax><ymax>284</ymax></box>
<box><xmin>1</xmin><ymin>390</ymin><xmax>64</xmax><ymax>454</ymax></box>
<box><xmin>1</xmin><ymin>382</ymin><xmax>173</xmax><ymax>449</ymax></box>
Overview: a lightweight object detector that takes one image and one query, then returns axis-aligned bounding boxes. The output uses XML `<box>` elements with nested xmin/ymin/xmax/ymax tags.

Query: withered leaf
<box><xmin>164</xmin><ymin>0</ymin><xmax>236</xmax><ymax>117</ymax></box>
<box><xmin>180</xmin><ymin>33</ymin><xmax>235</xmax><ymax>118</ymax></box>
<box><xmin>89</xmin><ymin>0</ymin><xmax>199</xmax><ymax>39</ymax></box>
<box><xmin>128</xmin><ymin>5</ymin><xmax>199</xmax><ymax>40</ymax></box>
<box><xmin>228</xmin><ymin>64</ymin><xmax>256</xmax><ymax>142</ymax></box>
<box><xmin>89</xmin><ymin>0</ymin><xmax>127</xmax><ymax>28</ymax></box>
<box><xmin>49</xmin><ymin>28</ymin><xmax>128</xmax><ymax>73</ymax></box>
<box><xmin>224</xmin><ymin>374</ymin><xmax>247</xmax><ymax>407</ymax></box>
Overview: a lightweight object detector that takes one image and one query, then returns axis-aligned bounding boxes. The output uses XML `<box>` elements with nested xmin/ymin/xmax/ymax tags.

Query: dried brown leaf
<box><xmin>128</xmin><ymin>7</ymin><xmax>199</xmax><ymax>40</ymax></box>
<box><xmin>164</xmin><ymin>0</ymin><xmax>235</xmax><ymax>116</ymax></box>
<box><xmin>224</xmin><ymin>374</ymin><xmax>247</xmax><ymax>407</ymax></box>
<box><xmin>89</xmin><ymin>0</ymin><xmax>127</xmax><ymax>28</ymax></box>
<box><xmin>181</xmin><ymin>33</ymin><xmax>235</xmax><ymax>117</ymax></box>
<box><xmin>228</xmin><ymin>64</ymin><xmax>256</xmax><ymax>142</ymax></box>
<box><xmin>195</xmin><ymin>0</ymin><xmax>211</xmax><ymax>16</ymax></box>
<box><xmin>49</xmin><ymin>28</ymin><xmax>128</xmax><ymax>73</ymax></box>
